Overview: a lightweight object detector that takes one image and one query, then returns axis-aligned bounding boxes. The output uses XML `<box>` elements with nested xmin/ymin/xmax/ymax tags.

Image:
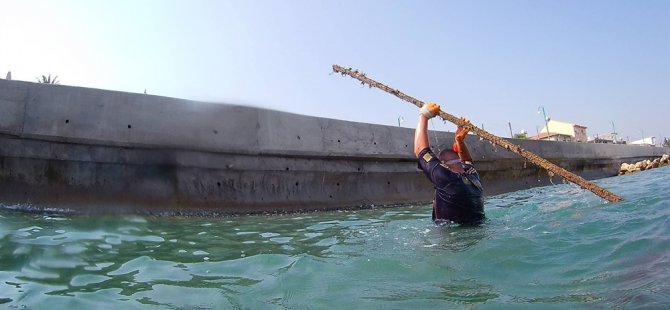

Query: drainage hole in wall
<box><xmin>387</xmin><ymin>181</ymin><xmax>391</xmax><ymax>185</ymax></box>
<box><xmin>405</xmin><ymin>144</ymin><xmax>408</xmax><ymax>148</ymax></box>
<box><xmin>297</xmin><ymin>135</ymin><xmax>301</xmax><ymax>140</ymax></box>
<box><xmin>295</xmin><ymin>182</ymin><xmax>299</xmax><ymax>186</ymax></box>
<box><xmin>337</xmin><ymin>139</ymin><xmax>341</xmax><ymax>143</ymax></box>
<box><xmin>127</xmin><ymin>124</ymin><xmax>132</xmax><ymax>129</ymax></box>
<box><xmin>329</xmin><ymin>195</ymin><xmax>333</xmax><ymax>199</ymax></box>
<box><xmin>217</xmin><ymin>182</ymin><xmax>221</xmax><ymax>187</ymax></box>
<box><xmin>65</xmin><ymin>119</ymin><xmax>69</xmax><ymax>124</ymax></box>
<box><xmin>357</xmin><ymin>168</ymin><xmax>361</xmax><ymax>172</ymax></box>
<box><xmin>285</xmin><ymin>167</ymin><xmax>290</xmax><ymax>171</ymax></box>
<box><xmin>336</xmin><ymin>182</ymin><xmax>340</xmax><ymax>186</ymax></box>
<box><xmin>373</xmin><ymin>142</ymin><xmax>377</xmax><ymax>145</ymax></box>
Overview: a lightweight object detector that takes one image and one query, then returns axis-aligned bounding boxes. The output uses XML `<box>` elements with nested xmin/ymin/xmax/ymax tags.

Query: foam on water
<box><xmin>1</xmin><ymin>167</ymin><xmax>669</xmax><ymax>309</ymax></box>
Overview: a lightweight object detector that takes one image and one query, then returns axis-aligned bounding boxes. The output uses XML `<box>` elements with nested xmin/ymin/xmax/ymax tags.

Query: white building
<box><xmin>630</xmin><ymin>137</ymin><xmax>656</xmax><ymax>146</ymax></box>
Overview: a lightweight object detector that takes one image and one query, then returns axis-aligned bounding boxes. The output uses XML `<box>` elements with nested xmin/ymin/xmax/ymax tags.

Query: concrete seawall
<box><xmin>1</xmin><ymin>79</ymin><xmax>667</xmax><ymax>214</ymax></box>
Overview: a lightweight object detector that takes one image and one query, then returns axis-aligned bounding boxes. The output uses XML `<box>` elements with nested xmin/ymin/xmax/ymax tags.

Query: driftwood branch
<box><xmin>332</xmin><ymin>64</ymin><xmax>623</xmax><ymax>203</ymax></box>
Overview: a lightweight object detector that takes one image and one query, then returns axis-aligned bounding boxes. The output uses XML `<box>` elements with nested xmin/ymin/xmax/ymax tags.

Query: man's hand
<box><xmin>454</xmin><ymin>117</ymin><xmax>474</xmax><ymax>162</ymax></box>
<box><xmin>419</xmin><ymin>102</ymin><xmax>441</xmax><ymax>119</ymax></box>
<box><xmin>455</xmin><ymin>117</ymin><xmax>471</xmax><ymax>142</ymax></box>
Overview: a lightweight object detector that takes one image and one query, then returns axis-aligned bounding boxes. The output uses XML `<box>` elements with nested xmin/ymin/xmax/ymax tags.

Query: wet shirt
<box><xmin>417</xmin><ymin>147</ymin><xmax>485</xmax><ymax>225</ymax></box>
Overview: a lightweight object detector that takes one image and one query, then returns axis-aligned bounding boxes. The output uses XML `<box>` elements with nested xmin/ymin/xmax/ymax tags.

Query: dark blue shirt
<box><xmin>417</xmin><ymin>147</ymin><xmax>485</xmax><ymax>225</ymax></box>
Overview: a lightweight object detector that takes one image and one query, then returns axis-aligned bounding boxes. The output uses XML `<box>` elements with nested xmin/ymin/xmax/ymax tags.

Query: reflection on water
<box><xmin>1</xmin><ymin>167</ymin><xmax>669</xmax><ymax>308</ymax></box>
<box><xmin>2</xmin><ymin>208</ymin><xmax>468</xmax><ymax>308</ymax></box>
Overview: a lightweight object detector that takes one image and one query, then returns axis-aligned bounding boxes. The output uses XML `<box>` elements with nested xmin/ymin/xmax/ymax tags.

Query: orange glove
<box><xmin>455</xmin><ymin>117</ymin><xmax>470</xmax><ymax>142</ymax></box>
<box><xmin>452</xmin><ymin>142</ymin><xmax>460</xmax><ymax>153</ymax></box>
<box><xmin>419</xmin><ymin>102</ymin><xmax>441</xmax><ymax>119</ymax></box>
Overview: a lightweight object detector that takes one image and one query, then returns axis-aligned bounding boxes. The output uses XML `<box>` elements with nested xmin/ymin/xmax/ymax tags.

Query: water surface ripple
<box><xmin>1</xmin><ymin>167</ymin><xmax>669</xmax><ymax>309</ymax></box>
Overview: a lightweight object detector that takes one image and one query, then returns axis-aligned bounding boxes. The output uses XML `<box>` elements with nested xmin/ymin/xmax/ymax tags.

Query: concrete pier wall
<box><xmin>1</xmin><ymin>79</ymin><xmax>667</xmax><ymax>214</ymax></box>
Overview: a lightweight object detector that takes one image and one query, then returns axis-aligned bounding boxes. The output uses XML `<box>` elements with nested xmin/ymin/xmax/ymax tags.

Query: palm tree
<box><xmin>36</xmin><ymin>74</ymin><xmax>60</xmax><ymax>84</ymax></box>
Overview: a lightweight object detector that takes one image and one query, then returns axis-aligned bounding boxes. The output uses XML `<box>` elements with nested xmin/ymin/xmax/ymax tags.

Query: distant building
<box><xmin>588</xmin><ymin>134</ymin><xmax>624</xmax><ymax>144</ymax></box>
<box><xmin>531</xmin><ymin>119</ymin><xmax>588</xmax><ymax>142</ymax></box>
<box><xmin>630</xmin><ymin>137</ymin><xmax>656</xmax><ymax>146</ymax></box>
<box><xmin>588</xmin><ymin>136</ymin><xmax>614</xmax><ymax>144</ymax></box>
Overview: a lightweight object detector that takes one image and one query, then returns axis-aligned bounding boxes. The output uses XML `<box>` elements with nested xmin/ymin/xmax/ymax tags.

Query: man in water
<box><xmin>414</xmin><ymin>102</ymin><xmax>485</xmax><ymax>225</ymax></box>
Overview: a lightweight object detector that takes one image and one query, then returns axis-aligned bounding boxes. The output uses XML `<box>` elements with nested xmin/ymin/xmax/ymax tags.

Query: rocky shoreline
<box><xmin>619</xmin><ymin>154</ymin><xmax>670</xmax><ymax>175</ymax></box>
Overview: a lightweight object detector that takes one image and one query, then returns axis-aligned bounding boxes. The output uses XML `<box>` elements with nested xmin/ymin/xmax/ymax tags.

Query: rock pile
<box><xmin>619</xmin><ymin>154</ymin><xmax>670</xmax><ymax>175</ymax></box>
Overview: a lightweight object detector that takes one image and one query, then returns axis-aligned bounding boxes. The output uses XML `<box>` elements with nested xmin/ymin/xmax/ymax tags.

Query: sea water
<box><xmin>1</xmin><ymin>167</ymin><xmax>669</xmax><ymax>309</ymax></box>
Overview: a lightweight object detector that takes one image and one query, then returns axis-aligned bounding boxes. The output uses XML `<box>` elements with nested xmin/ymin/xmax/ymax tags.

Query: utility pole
<box><xmin>610</xmin><ymin>121</ymin><xmax>617</xmax><ymax>144</ymax></box>
<box><xmin>508</xmin><ymin>122</ymin><xmax>513</xmax><ymax>138</ymax></box>
<box><xmin>538</xmin><ymin>106</ymin><xmax>550</xmax><ymax>140</ymax></box>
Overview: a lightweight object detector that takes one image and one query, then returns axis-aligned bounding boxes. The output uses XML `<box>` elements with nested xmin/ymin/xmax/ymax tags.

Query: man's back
<box><xmin>418</xmin><ymin>147</ymin><xmax>485</xmax><ymax>225</ymax></box>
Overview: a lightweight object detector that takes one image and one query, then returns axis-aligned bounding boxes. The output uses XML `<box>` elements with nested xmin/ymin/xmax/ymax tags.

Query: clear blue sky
<box><xmin>1</xmin><ymin>0</ymin><xmax>668</xmax><ymax>143</ymax></box>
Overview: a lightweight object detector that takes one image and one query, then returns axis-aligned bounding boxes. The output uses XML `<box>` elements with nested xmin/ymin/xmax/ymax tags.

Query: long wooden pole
<box><xmin>332</xmin><ymin>64</ymin><xmax>623</xmax><ymax>203</ymax></box>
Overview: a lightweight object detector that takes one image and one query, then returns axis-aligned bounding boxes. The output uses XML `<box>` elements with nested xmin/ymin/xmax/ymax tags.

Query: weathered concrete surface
<box><xmin>0</xmin><ymin>79</ymin><xmax>668</xmax><ymax>214</ymax></box>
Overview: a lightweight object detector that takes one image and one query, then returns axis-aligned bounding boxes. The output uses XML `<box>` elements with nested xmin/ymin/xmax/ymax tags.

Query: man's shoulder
<box><xmin>417</xmin><ymin>147</ymin><xmax>437</xmax><ymax>162</ymax></box>
<box><xmin>417</xmin><ymin>148</ymin><xmax>441</xmax><ymax>170</ymax></box>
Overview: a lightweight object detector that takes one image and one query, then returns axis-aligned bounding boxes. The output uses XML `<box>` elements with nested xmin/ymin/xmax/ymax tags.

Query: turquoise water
<box><xmin>1</xmin><ymin>167</ymin><xmax>669</xmax><ymax>309</ymax></box>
